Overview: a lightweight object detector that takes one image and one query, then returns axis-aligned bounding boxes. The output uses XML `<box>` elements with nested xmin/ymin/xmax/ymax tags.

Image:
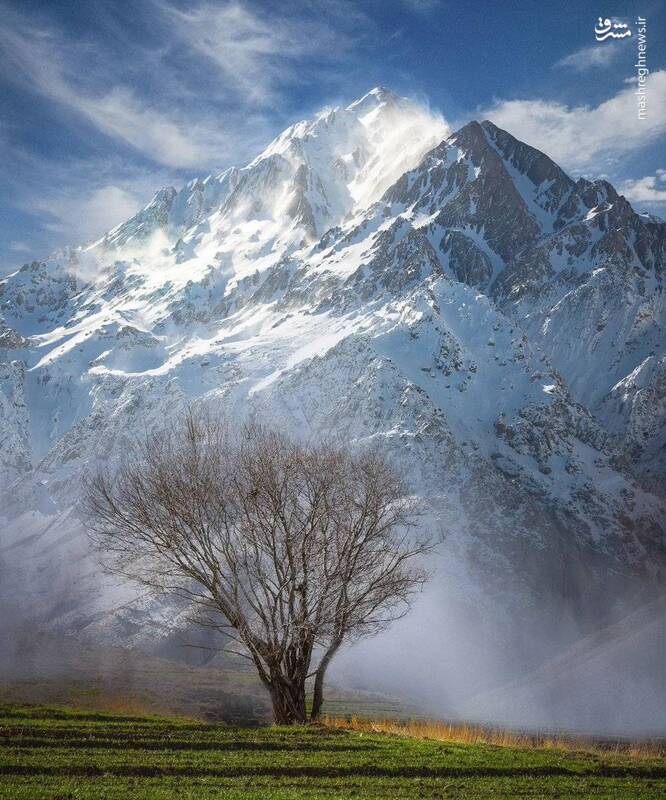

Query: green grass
<box><xmin>0</xmin><ymin>705</ymin><xmax>664</xmax><ymax>798</ymax></box>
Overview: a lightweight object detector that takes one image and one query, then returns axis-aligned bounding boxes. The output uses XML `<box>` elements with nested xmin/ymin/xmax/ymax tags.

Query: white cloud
<box><xmin>59</xmin><ymin>86</ymin><xmax>230</xmax><ymax>170</ymax></box>
<box><xmin>0</xmin><ymin>16</ymin><xmax>243</xmax><ymax>169</ymax></box>
<box><xmin>482</xmin><ymin>70</ymin><xmax>666</xmax><ymax>171</ymax></box>
<box><xmin>157</xmin><ymin>1</ymin><xmax>358</xmax><ymax>106</ymax></box>
<box><xmin>619</xmin><ymin>169</ymin><xmax>666</xmax><ymax>203</ymax></box>
<box><xmin>554</xmin><ymin>43</ymin><xmax>624</xmax><ymax>71</ymax></box>
<box><xmin>32</xmin><ymin>185</ymin><xmax>145</xmax><ymax>241</ymax></box>
<box><xmin>2</xmin><ymin>2</ymin><xmax>339</xmax><ymax>170</ymax></box>
<box><xmin>3</xmin><ymin>142</ymin><xmax>180</xmax><ymax>248</ymax></box>
<box><xmin>66</xmin><ymin>89</ymin><xmax>226</xmax><ymax>170</ymax></box>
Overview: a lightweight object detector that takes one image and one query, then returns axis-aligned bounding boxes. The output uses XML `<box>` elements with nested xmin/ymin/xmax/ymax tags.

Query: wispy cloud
<box><xmin>157</xmin><ymin>1</ymin><xmax>360</xmax><ymax>106</ymax></box>
<box><xmin>0</xmin><ymin>1</ymin><xmax>365</xmax><ymax>171</ymax></box>
<box><xmin>620</xmin><ymin>170</ymin><xmax>666</xmax><ymax>204</ymax></box>
<box><xmin>482</xmin><ymin>70</ymin><xmax>666</xmax><ymax>172</ymax></box>
<box><xmin>0</xmin><ymin>6</ymin><xmax>262</xmax><ymax>169</ymax></box>
<box><xmin>554</xmin><ymin>42</ymin><xmax>626</xmax><ymax>71</ymax></box>
<box><xmin>33</xmin><ymin>185</ymin><xmax>146</xmax><ymax>240</ymax></box>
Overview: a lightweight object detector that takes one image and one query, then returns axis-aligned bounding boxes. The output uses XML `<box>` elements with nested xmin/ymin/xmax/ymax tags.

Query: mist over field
<box><xmin>2</xmin><ymin>500</ymin><xmax>664</xmax><ymax>736</ymax></box>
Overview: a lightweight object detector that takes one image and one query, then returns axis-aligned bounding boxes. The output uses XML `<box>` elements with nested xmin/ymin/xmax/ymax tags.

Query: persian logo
<box><xmin>594</xmin><ymin>17</ymin><xmax>631</xmax><ymax>41</ymax></box>
<box><xmin>593</xmin><ymin>16</ymin><xmax>647</xmax><ymax>119</ymax></box>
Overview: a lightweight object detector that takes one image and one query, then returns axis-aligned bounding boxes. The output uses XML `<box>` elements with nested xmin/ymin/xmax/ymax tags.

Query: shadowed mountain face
<box><xmin>0</xmin><ymin>90</ymin><xmax>664</xmax><ymax>723</ymax></box>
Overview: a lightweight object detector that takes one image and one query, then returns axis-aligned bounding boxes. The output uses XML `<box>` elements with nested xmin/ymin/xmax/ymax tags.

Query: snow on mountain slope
<box><xmin>97</xmin><ymin>87</ymin><xmax>448</xmax><ymax>271</ymax></box>
<box><xmin>367</xmin><ymin>117</ymin><xmax>666</xmax><ymax>494</ymax></box>
<box><xmin>0</xmin><ymin>89</ymin><xmax>664</xmax><ymax>654</ymax></box>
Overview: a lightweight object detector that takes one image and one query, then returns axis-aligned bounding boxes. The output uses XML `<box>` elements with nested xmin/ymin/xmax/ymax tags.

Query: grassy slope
<box><xmin>0</xmin><ymin>633</ymin><xmax>410</xmax><ymax>723</ymax></box>
<box><xmin>0</xmin><ymin>706</ymin><xmax>664</xmax><ymax>799</ymax></box>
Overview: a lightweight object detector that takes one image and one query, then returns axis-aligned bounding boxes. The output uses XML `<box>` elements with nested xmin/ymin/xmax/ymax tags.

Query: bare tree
<box><xmin>83</xmin><ymin>411</ymin><xmax>430</xmax><ymax>724</ymax></box>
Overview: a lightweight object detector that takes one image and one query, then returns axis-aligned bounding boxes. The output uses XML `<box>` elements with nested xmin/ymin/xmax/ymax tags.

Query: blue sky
<box><xmin>1</xmin><ymin>0</ymin><xmax>665</xmax><ymax>268</ymax></box>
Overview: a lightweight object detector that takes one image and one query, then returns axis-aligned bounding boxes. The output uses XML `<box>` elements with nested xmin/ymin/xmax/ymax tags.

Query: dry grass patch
<box><xmin>322</xmin><ymin>714</ymin><xmax>666</xmax><ymax>759</ymax></box>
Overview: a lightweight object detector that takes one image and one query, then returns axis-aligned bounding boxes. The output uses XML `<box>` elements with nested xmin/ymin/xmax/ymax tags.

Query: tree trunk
<box><xmin>310</xmin><ymin>641</ymin><xmax>341</xmax><ymax>721</ymax></box>
<box><xmin>269</xmin><ymin>677</ymin><xmax>307</xmax><ymax>725</ymax></box>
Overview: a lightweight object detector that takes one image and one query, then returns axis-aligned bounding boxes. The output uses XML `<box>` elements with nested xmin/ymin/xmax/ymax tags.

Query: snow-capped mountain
<box><xmin>1</xmin><ymin>88</ymin><xmax>664</xmax><ymax>656</ymax></box>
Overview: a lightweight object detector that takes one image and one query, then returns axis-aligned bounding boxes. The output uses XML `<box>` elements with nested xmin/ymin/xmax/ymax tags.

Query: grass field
<box><xmin>1</xmin><ymin>705</ymin><xmax>665</xmax><ymax>799</ymax></box>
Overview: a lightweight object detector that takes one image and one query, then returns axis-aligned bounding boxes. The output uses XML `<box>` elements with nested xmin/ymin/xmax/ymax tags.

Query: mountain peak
<box><xmin>347</xmin><ymin>86</ymin><xmax>402</xmax><ymax>113</ymax></box>
<box><xmin>448</xmin><ymin>119</ymin><xmax>489</xmax><ymax>153</ymax></box>
<box><xmin>480</xmin><ymin>119</ymin><xmax>500</xmax><ymax>134</ymax></box>
<box><xmin>149</xmin><ymin>186</ymin><xmax>177</xmax><ymax>207</ymax></box>
<box><xmin>367</xmin><ymin>85</ymin><xmax>397</xmax><ymax>100</ymax></box>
